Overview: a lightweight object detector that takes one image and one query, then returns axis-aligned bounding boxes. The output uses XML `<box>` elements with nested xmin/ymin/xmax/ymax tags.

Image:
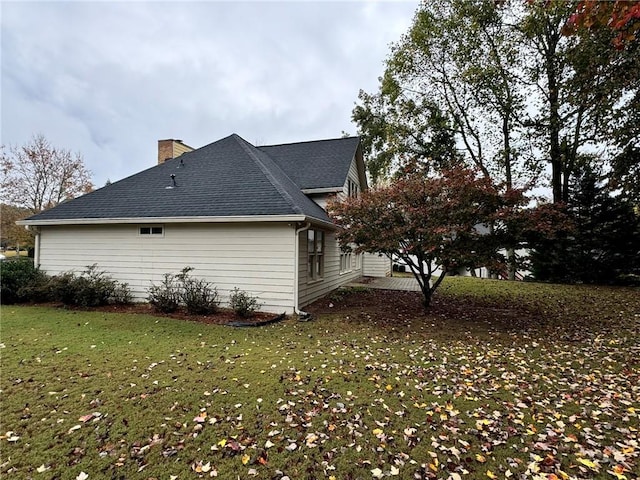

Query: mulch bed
<box><xmin>29</xmin><ymin>301</ymin><xmax>280</xmax><ymax>326</ymax></box>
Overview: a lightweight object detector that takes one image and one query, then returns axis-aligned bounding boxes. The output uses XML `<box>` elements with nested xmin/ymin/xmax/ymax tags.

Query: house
<box><xmin>19</xmin><ymin>134</ymin><xmax>391</xmax><ymax>313</ymax></box>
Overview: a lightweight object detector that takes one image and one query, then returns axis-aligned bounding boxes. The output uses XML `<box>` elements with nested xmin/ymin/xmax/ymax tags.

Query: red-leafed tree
<box><xmin>329</xmin><ymin>164</ymin><xmax>574</xmax><ymax>308</ymax></box>
<box><xmin>329</xmin><ymin>166</ymin><xmax>520</xmax><ymax>308</ymax></box>
<box><xmin>562</xmin><ymin>0</ymin><xmax>640</xmax><ymax>49</ymax></box>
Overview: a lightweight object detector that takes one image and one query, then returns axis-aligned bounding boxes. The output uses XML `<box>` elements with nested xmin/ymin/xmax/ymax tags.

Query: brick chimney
<box><xmin>158</xmin><ymin>139</ymin><xmax>194</xmax><ymax>164</ymax></box>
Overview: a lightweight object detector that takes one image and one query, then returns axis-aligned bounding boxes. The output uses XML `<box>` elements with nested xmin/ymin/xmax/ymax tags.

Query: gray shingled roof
<box><xmin>24</xmin><ymin>134</ymin><xmax>357</xmax><ymax>223</ymax></box>
<box><xmin>259</xmin><ymin>136</ymin><xmax>360</xmax><ymax>190</ymax></box>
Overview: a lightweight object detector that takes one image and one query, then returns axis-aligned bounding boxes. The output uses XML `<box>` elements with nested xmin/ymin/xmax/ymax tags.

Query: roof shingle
<box><xmin>24</xmin><ymin>134</ymin><xmax>359</xmax><ymax>224</ymax></box>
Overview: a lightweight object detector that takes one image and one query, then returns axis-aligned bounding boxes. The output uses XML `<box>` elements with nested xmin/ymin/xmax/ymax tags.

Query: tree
<box><xmin>1</xmin><ymin>134</ymin><xmax>93</xmax><ymax>213</ymax></box>
<box><xmin>354</xmin><ymin>0</ymin><xmax>639</xmax><ymax>204</ymax></box>
<box><xmin>519</xmin><ymin>0</ymin><xmax>639</xmax><ymax>203</ymax></box>
<box><xmin>562</xmin><ymin>0</ymin><xmax>640</xmax><ymax>49</ymax></box>
<box><xmin>329</xmin><ymin>166</ymin><xmax>517</xmax><ymax>308</ymax></box>
<box><xmin>610</xmin><ymin>146</ymin><xmax>640</xmax><ymax>204</ymax></box>
<box><xmin>354</xmin><ymin>0</ymin><xmax>535</xmax><ymax>190</ymax></box>
<box><xmin>529</xmin><ymin>159</ymin><xmax>640</xmax><ymax>284</ymax></box>
<box><xmin>0</xmin><ymin>204</ymin><xmax>34</xmax><ymax>250</ymax></box>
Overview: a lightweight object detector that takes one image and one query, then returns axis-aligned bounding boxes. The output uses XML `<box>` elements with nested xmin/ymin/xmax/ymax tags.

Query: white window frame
<box><xmin>307</xmin><ymin>229</ymin><xmax>324</xmax><ymax>281</ymax></box>
<box><xmin>347</xmin><ymin>179</ymin><xmax>359</xmax><ymax>198</ymax></box>
<box><xmin>138</xmin><ymin>225</ymin><xmax>164</xmax><ymax>237</ymax></box>
<box><xmin>340</xmin><ymin>251</ymin><xmax>352</xmax><ymax>274</ymax></box>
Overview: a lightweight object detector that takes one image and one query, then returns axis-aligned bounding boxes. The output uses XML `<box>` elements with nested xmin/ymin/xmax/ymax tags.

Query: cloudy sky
<box><xmin>2</xmin><ymin>0</ymin><xmax>418</xmax><ymax>187</ymax></box>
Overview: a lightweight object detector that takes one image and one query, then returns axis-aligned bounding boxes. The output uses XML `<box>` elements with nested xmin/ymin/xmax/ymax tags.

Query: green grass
<box><xmin>1</xmin><ymin>278</ymin><xmax>639</xmax><ymax>480</ymax></box>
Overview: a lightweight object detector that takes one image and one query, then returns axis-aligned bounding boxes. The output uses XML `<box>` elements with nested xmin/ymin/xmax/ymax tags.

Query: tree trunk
<box><xmin>545</xmin><ymin>22</ymin><xmax>563</xmax><ymax>203</ymax></box>
<box><xmin>421</xmin><ymin>287</ymin><xmax>432</xmax><ymax>309</ymax></box>
<box><xmin>507</xmin><ymin>247</ymin><xmax>516</xmax><ymax>280</ymax></box>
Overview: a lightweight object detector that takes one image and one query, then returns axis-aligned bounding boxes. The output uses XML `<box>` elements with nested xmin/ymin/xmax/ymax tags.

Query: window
<box><xmin>307</xmin><ymin>229</ymin><xmax>324</xmax><ymax>280</ymax></box>
<box><xmin>347</xmin><ymin>179</ymin><xmax>359</xmax><ymax>198</ymax></box>
<box><xmin>340</xmin><ymin>252</ymin><xmax>352</xmax><ymax>273</ymax></box>
<box><xmin>139</xmin><ymin>225</ymin><xmax>164</xmax><ymax>236</ymax></box>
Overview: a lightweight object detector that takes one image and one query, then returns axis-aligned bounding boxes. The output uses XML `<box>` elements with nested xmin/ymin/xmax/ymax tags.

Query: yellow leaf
<box><xmin>385</xmin><ymin>384</ymin><xmax>393</xmax><ymax>391</ymax></box>
<box><xmin>557</xmin><ymin>470</ymin><xmax>569</xmax><ymax>480</ymax></box>
<box><xmin>577</xmin><ymin>458</ymin><xmax>599</xmax><ymax>471</ymax></box>
<box><xmin>476</xmin><ymin>454</ymin><xmax>487</xmax><ymax>463</ymax></box>
<box><xmin>608</xmin><ymin>469</ymin><xmax>627</xmax><ymax>480</ymax></box>
<box><xmin>372</xmin><ymin>428</ymin><xmax>383</xmax><ymax>436</ymax></box>
<box><xmin>487</xmin><ymin>470</ymin><xmax>497</xmax><ymax>479</ymax></box>
<box><xmin>242</xmin><ymin>454</ymin><xmax>250</xmax><ymax>465</ymax></box>
<box><xmin>217</xmin><ymin>439</ymin><xmax>227</xmax><ymax>447</ymax></box>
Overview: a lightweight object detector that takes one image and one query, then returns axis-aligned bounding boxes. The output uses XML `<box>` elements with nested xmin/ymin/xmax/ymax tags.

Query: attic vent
<box><xmin>178</xmin><ymin>158</ymin><xmax>185</xmax><ymax>168</ymax></box>
<box><xmin>165</xmin><ymin>174</ymin><xmax>177</xmax><ymax>189</ymax></box>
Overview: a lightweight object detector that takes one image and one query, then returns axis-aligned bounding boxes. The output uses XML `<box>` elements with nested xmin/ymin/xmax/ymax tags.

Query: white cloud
<box><xmin>1</xmin><ymin>0</ymin><xmax>418</xmax><ymax>186</ymax></box>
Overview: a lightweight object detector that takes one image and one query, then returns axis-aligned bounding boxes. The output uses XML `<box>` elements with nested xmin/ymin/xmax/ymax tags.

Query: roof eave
<box><xmin>18</xmin><ymin>214</ymin><xmax>337</xmax><ymax>230</ymax></box>
<box><xmin>301</xmin><ymin>187</ymin><xmax>343</xmax><ymax>194</ymax></box>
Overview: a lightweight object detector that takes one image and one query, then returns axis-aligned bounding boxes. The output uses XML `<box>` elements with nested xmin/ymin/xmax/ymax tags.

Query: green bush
<box><xmin>50</xmin><ymin>264</ymin><xmax>131</xmax><ymax>307</ymax></box>
<box><xmin>147</xmin><ymin>273</ymin><xmax>181</xmax><ymax>313</ymax></box>
<box><xmin>177</xmin><ymin>267</ymin><xmax>219</xmax><ymax>315</ymax></box>
<box><xmin>0</xmin><ymin>258</ymin><xmax>49</xmax><ymax>304</ymax></box>
<box><xmin>229</xmin><ymin>287</ymin><xmax>261</xmax><ymax>318</ymax></box>
<box><xmin>148</xmin><ymin>267</ymin><xmax>219</xmax><ymax>314</ymax></box>
<box><xmin>48</xmin><ymin>272</ymin><xmax>77</xmax><ymax>305</ymax></box>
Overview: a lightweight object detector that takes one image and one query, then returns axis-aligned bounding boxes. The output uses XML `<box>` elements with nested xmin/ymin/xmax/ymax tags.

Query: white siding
<box><xmin>297</xmin><ymin>228</ymin><xmax>362</xmax><ymax>308</ymax></box>
<box><xmin>308</xmin><ymin>193</ymin><xmax>330</xmax><ymax>210</ymax></box>
<box><xmin>347</xmin><ymin>156</ymin><xmax>361</xmax><ymax>193</ymax></box>
<box><xmin>363</xmin><ymin>253</ymin><xmax>391</xmax><ymax>277</ymax></box>
<box><xmin>37</xmin><ymin>223</ymin><xmax>296</xmax><ymax>313</ymax></box>
<box><xmin>295</xmin><ymin>156</ymin><xmax>367</xmax><ymax>307</ymax></box>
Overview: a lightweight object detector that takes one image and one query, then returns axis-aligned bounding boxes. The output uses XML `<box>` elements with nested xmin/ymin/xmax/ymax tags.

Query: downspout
<box><xmin>28</xmin><ymin>226</ymin><xmax>41</xmax><ymax>267</ymax></box>
<box><xmin>294</xmin><ymin>222</ymin><xmax>312</xmax><ymax>317</ymax></box>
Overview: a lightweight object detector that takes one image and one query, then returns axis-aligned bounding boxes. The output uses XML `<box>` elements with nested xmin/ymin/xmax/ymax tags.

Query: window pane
<box><xmin>308</xmin><ymin>255</ymin><xmax>314</xmax><ymax>278</ymax></box>
<box><xmin>316</xmin><ymin>256</ymin><xmax>322</xmax><ymax>277</ymax></box>
<box><xmin>307</xmin><ymin>230</ymin><xmax>314</xmax><ymax>253</ymax></box>
<box><xmin>140</xmin><ymin>227</ymin><xmax>151</xmax><ymax>235</ymax></box>
<box><xmin>151</xmin><ymin>227</ymin><xmax>163</xmax><ymax>235</ymax></box>
<box><xmin>316</xmin><ymin>231</ymin><xmax>323</xmax><ymax>252</ymax></box>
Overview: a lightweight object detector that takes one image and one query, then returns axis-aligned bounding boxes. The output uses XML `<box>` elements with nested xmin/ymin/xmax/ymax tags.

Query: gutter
<box><xmin>293</xmin><ymin>222</ymin><xmax>312</xmax><ymax>318</ymax></box>
<box><xmin>17</xmin><ymin>214</ymin><xmax>337</xmax><ymax>230</ymax></box>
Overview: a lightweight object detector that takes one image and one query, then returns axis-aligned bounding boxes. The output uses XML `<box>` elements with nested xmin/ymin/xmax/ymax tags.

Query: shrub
<box><xmin>48</xmin><ymin>272</ymin><xmax>77</xmax><ymax>305</ymax></box>
<box><xmin>112</xmin><ymin>283</ymin><xmax>133</xmax><ymax>304</ymax></box>
<box><xmin>74</xmin><ymin>265</ymin><xmax>118</xmax><ymax>307</ymax></box>
<box><xmin>148</xmin><ymin>267</ymin><xmax>219</xmax><ymax>314</ymax></box>
<box><xmin>49</xmin><ymin>264</ymin><xmax>131</xmax><ymax>307</ymax></box>
<box><xmin>229</xmin><ymin>287</ymin><xmax>261</xmax><ymax>318</ymax></box>
<box><xmin>0</xmin><ymin>258</ymin><xmax>49</xmax><ymax>304</ymax></box>
<box><xmin>177</xmin><ymin>267</ymin><xmax>219</xmax><ymax>315</ymax></box>
<box><xmin>148</xmin><ymin>273</ymin><xmax>181</xmax><ymax>313</ymax></box>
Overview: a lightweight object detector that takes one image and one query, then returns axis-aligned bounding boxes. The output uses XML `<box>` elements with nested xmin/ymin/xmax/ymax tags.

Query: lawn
<box><xmin>1</xmin><ymin>278</ymin><xmax>639</xmax><ymax>480</ymax></box>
